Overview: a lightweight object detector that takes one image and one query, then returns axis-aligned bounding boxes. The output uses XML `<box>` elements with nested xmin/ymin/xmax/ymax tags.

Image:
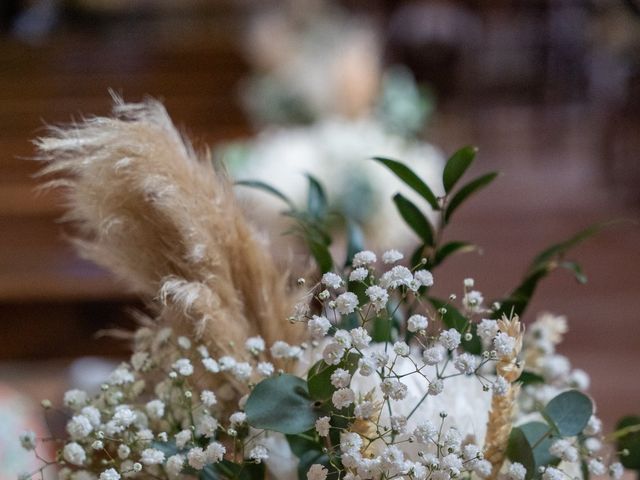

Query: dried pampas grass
<box><xmin>35</xmin><ymin>94</ymin><xmax>300</xmax><ymax>361</ymax></box>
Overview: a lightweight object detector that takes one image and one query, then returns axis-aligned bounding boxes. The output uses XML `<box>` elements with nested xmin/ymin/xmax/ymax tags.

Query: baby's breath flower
<box><xmin>166</xmin><ymin>455</ymin><xmax>185</xmax><ymax>478</ymax></box>
<box><xmin>257</xmin><ymin>362</ymin><xmax>274</xmax><ymax>377</ymax></box>
<box><xmin>172</xmin><ymin>358</ymin><xmax>194</xmax><ymax>376</ymax></box>
<box><xmin>245</xmin><ymin>336</ymin><xmax>265</xmax><ymax>354</ymax></box>
<box><xmin>380</xmin><ymin>265</ymin><xmax>413</xmax><ymax>289</ymax></box>
<box><xmin>187</xmin><ymin>447</ymin><xmax>207</xmax><ymax>470</ymax></box>
<box><xmin>428</xmin><ymin>379</ymin><xmax>444</xmax><ymax>396</ymax></box>
<box><xmin>113</xmin><ymin>407</ymin><xmax>136</xmax><ymax>428</ymax></box>
<box><xmin>63</xmin><ymin>389</ymin><xmax>88</xmax><ymax>409</ymax></box>
<box><xmin>542</xmin><ymin>467</ymin><xmax>563</xmax><ymax>480</ymax></box>
<box><xmin>117</xmin><ymin>444</ymin><xmax>130</xmax><ymax>460</ymax></box>
<box><xmin>584</xmin><ymin>415</ymin><xmax>602</xmax><ymax>436</ymax></box>
<box><xmin>202</xmin><ymin>357</ymin><xmax>220</xmax><ymax>373</ymax></box>
<box><xmin>423</xmin><ymin>344</ymin><xmax>446</xmax><ymax>365</ymax></box>
<box><xmin>331</xmin><ymin>368</ymin><xmax>352</xmax><ymax>388</ymax></box>
<box><xmin>332</xmin><ymin>388</ymin><xmax>355</xmax><ymax>409</ymax></box>
<box><xmin>381</xmin><ymin>379</ymin><xmax>408</xmax><ymax>400</ymax></box>
<box><xmin>349</xmin><ymin>267</ymin><xmax>368</xmax><ymax>282</ymax></box>
<box><xmin>307</xmin><ymin>464</ymin><xmax>328</xmax><ymax>480</ymax></box>
<box><xmin>350</xmin><ymin>327</ymin><xmax>371</xmax><ymax>349</ymax></box>
<box><xmin>271</xmin><ymin>341</ymin><xmax>292</xmax><ymax>359</ymax></box>
<box><xmin>477</xmin><ymin>318</ymin><xmax>499</xmax><ymax>345</ymax></box>
<box><xmin>382</xmin><ymin>249</ymin><xmax>404</xmax><ymax>264</ymax></box>
<box><xmin>352</xmin><ymin>250</ymin><xmax>376</xmax><ymax>267</ymax></box>
<box><xmin>175</xmin><ymin>430</ymin><xmax>192</xmax><ymax>449</ymax></box>
<box><xmin>205</xmin><ymin>442</ymin><xmax>226</xmax><ymax>463</ymax></box>
<box><xmin>322</xmin><ymin>272</ymin><xmax>343</xmax><ymax>289</ymax></box>
<box><xmin>315</xmin><ymin>416</ymin><xmax>331</xmax><ymax>437</ymax></box>
<box><xmin>454</xmin><ymin>353</ymin><xmax>478</xmax><ymax>374</ymax></box>
<box><xmin>474</xmin><ymin>460</ymin><xmax>493</xmax><ymax>478</ymax></box>
<box><xmin>63</xmin><ymin>442</ymin><xmax>86</xmax><ymax>466</ymax></box>
<box><xmin>390</xmin><ymin>415</ymin><xmax>407</xmax><ymax>433</ymax></box>
<box><xmin>494</xmin><ymin>333</ymin><xmax>516</xmax><ymax>357</ymax></box>
<box><xmin>67</xmin><ymin>415</ymin><xmax>94</xmax><ymax>440</ymax></box>
<box><xmin>549</xmin><ymin>439</ymin><xmax>578</xmax><ymax>462</ymax></box>
<box><xmin>308</xmin><ymin>315</ymin><xmax>331</xmax><ymax>339</ymax></box>
<box><xmin>19</xmin><ymin>431</ymin><xmax>36</xmax><ymax>451</ymax></box>
<box><xmin>335</xmin><ymin>292</ymin><xmax>359</xmax><ymax>314</ymax></box>
<box><xmin>196</xmin><ymin>415</ymin><xmax>219</xmax><ymax>438</ymax></box>
<box><xmin>229</xmin><ymin>411</ymin><xmax>246</xmax><ymax>427</ymax></box>
<box><xmin>322</xmin><ymin>342</ymin><xmax>345</xmax><ymax>365</ymax></box>
<box><xmin>140</xmin><ymin>448</ymin><xmax>165</xmax><ymax>465</ymax></box>
<box><xmin>609</xmin><ymin>463</ymin><xmax>624</xmax><ymax>480</ymax></box>
<box><xmin>99</xmin><ymin>468</ymin><xmax>120</xmax><ymax>480</ymax></box>
<box><xmin>108</xmin><ymin>365</ymin><xmax>135</xmax><ymax>385</ymax></box>
<box><xmin>249</xmin><ymin>445</ymin><xmax>269</xmax><ymax>463</ymax></box>
<box><xmin>506</xmin><ymin>462</ymin><xmax>527</xmax><ymax>480</ymax></box>
<box><xmin>358</xmin><ymin>356</ymin><xmax>376</xmax><ymax>376</ymax></box>
<box><xmin>365</xmin><ymin>285</ymin><xmax>389</xmax><ymax>311</ymax></box>
<box><xmin>414</xmin><ymin>420</ymin><xmax>437</xmax><ymax>443</ymax></box>
<box><xmin>334</xmin><ymin>329</ymin><xmax>352</xmax><ymax>348</ymax></box>
<box><xmin>354</xmin><ymin>400</ymin><xmax>375</xmax><ymax>419</ymax></box>
<box><xmin>340</xmin><ymin>432</ymin><xmax>363</xmax><ymax>454</ymax></box>
<box><xmin>584</xmin><ymin>437</ymin><xmax>602</xmax><ymax>453</ymax></box>
<box><xmin>177</xmin><ymin>336</ymin><xmax>191</xmax><ymax>349</ymax></box>
<box><xmin>318</xmin><ymin>289</ymin><xmax>330</xmax><ymax>300</ymax></box>
<box><xmin>232</xmin><ymin>362</ymin><xmax>252</xmax><ymax>381</ymax></box>
<box><xmin>145</xmin><ymin>399</ymin><xmax>165</xmax><ymax>420</ymax></box>
<box><xmin>393</xmin><ymin>341</ymin><xmax>410</xmax><ymax>357</ymax></box>
<box><xmin>197</xmin><ymin>345</ymin><xmax>210</xmax><ymax>358</ymax></box>
<box><xmin>588</xmin><ymin>459</ymin><xmax>607</xmax><ymax>476</ymax></box>
<box><xmin>463</xmin><ymin>290</ymin><xmax>484</xmax><ymax>311</ymax></box>
<box><xmin>91</xmin><ymin>440</ymin><xmax>104</xmax><ymax>450</ymax></box>
<box><xmin>201</xmin><ymin>390</ymin><xmax>217</xmax><ymax>407</ymax></box>
<box><xmin>492</xmin><ymin>376</ymin><xmax>510</xmax><ymax>396</ymax></box>
<box><xmin>407</xmin><ymin>314</ymin><xmax>428</xmax><ymax>333</ymax></box>
<box><xmin>439</xmin><ymin>329</ymin><xmax>462</xmax><ymax>351</ymax></box>
<box><xmin>414</xmin><ymin>269</ymin><xmax>434</xmax><ymax>287</ymax></box>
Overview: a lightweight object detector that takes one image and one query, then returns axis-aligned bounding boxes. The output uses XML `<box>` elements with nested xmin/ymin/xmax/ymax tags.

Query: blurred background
<box><xmin>0</xmin><ymin>0</ymin><xmax>639</xmax><ymax>476</ymax></box>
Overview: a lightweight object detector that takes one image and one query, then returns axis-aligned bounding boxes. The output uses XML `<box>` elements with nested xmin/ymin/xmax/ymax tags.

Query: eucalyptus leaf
<box><xmin>372</xmin><ymin>157</ymin><xmax>440</xmax><ymax>210</ymax></box>
<box><xmin>245</xmin><ymin>374</ymin><xmax>321</xmax><ymax>434</ymax></box>
<box><xmin>235</xmin><ymin>179</ymin><xmax>295</xmax><ymax>210</ymax></box>
<box><xmin>543</xmin><ymin>390</ymin><xmax>593</xmax><ymax>436</ymax></box>
<box><xmin>444</xmin><ymin>171</ymin><xmax>499</xmax><ymax>223</ymax></box>
<box><xmin>508</xmin><ymin>421</ymin><xmax>558</xmax><ymax>480</ymax></box>
<box><xmin>393</xmin><ymin>193</ymin><xmax>435</xmax><ymax>246</ymax></box>
<box><xmin>442</xmin><ymin>146</ymin><xmax>477</xmax><ymax>193</ymax></box>
<box><xmin>615</xmin><ymin>415</ymin><xmax>640</xmax><ymax>470</ymax></box>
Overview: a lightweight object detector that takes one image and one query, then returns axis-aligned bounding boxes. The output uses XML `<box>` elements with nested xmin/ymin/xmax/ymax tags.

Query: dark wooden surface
<box><xmin>0</xmin><ymin>10</ymin><xmax>638</xmax><ymax>429</ymax></box>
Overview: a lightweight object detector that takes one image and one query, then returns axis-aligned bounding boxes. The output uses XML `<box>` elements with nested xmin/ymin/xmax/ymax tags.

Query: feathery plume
<box><xmin>35</xmin><ymin>95</ymin><xmax>300</xmax><ymax>362</ymax></box>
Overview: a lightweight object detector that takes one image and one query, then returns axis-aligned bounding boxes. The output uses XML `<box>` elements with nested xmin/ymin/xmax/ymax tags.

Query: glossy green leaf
<box><xmin>286</xmin><ymin>430</ymin><xmax>322</xmax><ymax>458</ymax></box>
<box><xmin>434</xmin><ymin>241</ymin><xmax>477</xmax><ymax>267</ymax></box>
<box><xmin>442</xmin><ymin>146</ymin><xmax>477</xmax><ymax>193</ymax></box>
<box><xmin>345</xmin><ymin>220</ymin><xmax>365</xmax><ymax>267</ymax></box>
<box><xmin>429</xmin><ymin>298</ymin><xmax>481</xmax><ymax>354</ymax></box>
<box><xmin>372</xmin><ymin>157</ymin><xmax>440</xmax><ymax>210</ymax></box>
<box><xmin>235</xmin><ymin>179</ymin><xmax>295</xmax><ymax>210</ymax></box>
<box><xmin>307</xmin><ymin>353</ymin><xmax>360</xmax><ymax>401</ymax></box>
<box><xmin>201</xmin><ymin>460</ymin><xmax>265</xmax><ymax>480</ymax></box>
<box><xmin>616</xmin><ymin>415</ymin><xmax>640</xmax><ymax>470</ymax></box>
<box><xmin>543</xmin><ymin>390</ymin><xmax>593</xmax><ymax>436</ymax></box>
<box><xmin>308</xmin><ymin>239</ymin><xmax>333</xmax><ymax>273</ymax></box>
<box><xmin>444</xmin><ymin>171</ymin><xmax>499</xmax><ymax>223</ymax></box>
<box><xmin>393</xmin><ymin>193</ymin><xmax>435</xmax><ymax>246</ymax></box>
<box><xmin>306</xmin><ymin>174</ymin><xmax>328</xmax><ymax>220</ymax></box>
<box><xmin>246</xmin><ymin>374</ymin><xmax>321</xmax><ymax>434</ymax></box>
<box><xmin>507</xmin><ymin>426</ymin><xmax>536</xmax><ymax>479</ymax></box>
<box><xmin>508</xmin><ymin>421</ymin><xmax>558</xmax><ymax>479</ymax></box>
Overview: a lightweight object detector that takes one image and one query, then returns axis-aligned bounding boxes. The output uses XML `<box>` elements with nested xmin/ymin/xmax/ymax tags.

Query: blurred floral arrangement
<box><xmin>219</xmin><ymin>4</ymin><xmax>442</xmax><ymax>248</ymax></box>
<box><xmin>18</xmin><ymin>97</ymin><xmax>640</xmax><ymax>480</ymax></box>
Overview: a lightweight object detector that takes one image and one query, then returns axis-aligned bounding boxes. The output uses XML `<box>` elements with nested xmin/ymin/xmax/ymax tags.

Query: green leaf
<box><xmin>543</xmin><ymin>390</ymin><xmax>593</xmax><ymax>436</ymax></box>
<box><xmin>410</xmin><ymin>244</ymin><xmax>427</xmax><ymax>269</ymax></box>
<box><xmin>297</xmin><ymin>450</ymin><xmax>331</xmax><ymax>480</ymax></box>
<box><xmin>306</xmin><ymin>174</ymin><xmax>328</xmax><ymax>220</ymax></box>
<box><xmin>444</xmin><ymin>171</ymin><xmax>499</xmax><ymax>223</ymax></box>
<box><xmin>616</xmin><ymin>415</ymin><xmax>640</xmax><ymax>470</ymax></box>
<box><xmin>286</xmin><ymin>430</ymin><xmax>322</xmax><ymax>458</ymax></box>
<box><xmin>559</xmin><ymin>261</ymin><xmax>588</xmax><ymax>284</ymax></box>
<box><xmin>345</xmin><ymin>220</ymin><xmax>365</xmax><ymax>267</ymax></box>
<box><xmin>245</xmin><ymin>374</ymin><xmax>321</xmax><ymax>434</ymax></box>
<box><xmin>235</xmin><ymin>180</ymin><xmax>295</xmax><ymax>210</ymax></box>
<box><xmin>493</xmin><ymin>265</ymin><xmax>550</xmax><ymax>319</ymax></box>
<box><xmin>201</xmin><ymin>460</ymin><xmax>265</xmax><ymax>480</ymax></box>
<box><xmin>372</xmin><ymin>314</ymin><xmax>393</xmax><ymax>342</ymax></box>
<box><xmin>393</xmin><ymin>193</ymin><xmax>435</xmax><ymax>246</ymax></box>
<box><xmin>307</xmin><ymin>353</ymin><xmax>360</xmax><ymax>401</ymax></box>
<box><xmin>442</xmin><ymin>146</ymin><xmax>477</xmax><ymax>193</ymax></box>
<box><xmin>433</xmin><ymin>241</ymin><xmax>476</xmax><ymax>267</ymax></box>
<box><xmin>507</xmin><ymin>426</ymin><xmax>536</xmax><ymax>478</ymax></box>
<box><xmin>429</xmin><ymin>298</ymin><xmax>481</xmax><ymax>354</ymax></box>
<box><xmin>372</xmin><ymin>157</ymin><xmax>440</xmax><ymax>210</ymax></box>
<box><xmin>508</xmin><ymin>422</ymin><xmax>558</xmax><ymax>480</ymax></box>
<box><xmin>308</xmin><ymin>239</ymin><xmax>333</xmax><ymax>273</ymax></box>
<box><xmin>518</xmin><ymin>370</ymin><xmax>545</xmax><ymax>386</ymax></box>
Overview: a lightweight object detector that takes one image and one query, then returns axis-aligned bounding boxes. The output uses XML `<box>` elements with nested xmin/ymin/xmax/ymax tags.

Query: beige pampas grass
<box><xmin>35</xmin><ymin>94</ymin><xmax>299</xmax><ymax>362</ymax></box>
<box><xmin>483</xmin><ymin>315</ymin><xmax>525</xmax><ymax>479</ymax></box>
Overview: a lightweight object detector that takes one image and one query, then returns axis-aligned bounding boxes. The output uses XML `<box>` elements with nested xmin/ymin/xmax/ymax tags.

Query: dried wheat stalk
<box><xmin>483</xmin><ymin>314</ymin><xmax>525</xmax><ymax>478</ymax></box>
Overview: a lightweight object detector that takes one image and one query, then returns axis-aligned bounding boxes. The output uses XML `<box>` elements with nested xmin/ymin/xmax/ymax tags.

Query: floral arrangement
<box><xmin>18</xmin><ymin>98</ymin><xmax>639</xmax><ymax>480</ymax></box>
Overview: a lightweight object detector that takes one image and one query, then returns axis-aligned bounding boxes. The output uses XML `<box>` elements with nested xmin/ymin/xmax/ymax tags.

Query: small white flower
<box><xmin>340</xmin><ymin>432</ymin><xmax>363</xmax><ymax>454</ymax></box>
<box><xmin>393</xmin><ymin>341</ymin><xmax>410</xmax><ymax>356</ymax></box>
<box><xmin>349</xmin><ymin>267</ymin><xmax>368</xmax><ymax>282</ymax></box>
<box><xmin>464</xmin><ymin>278</ymin><xmax>475</xmax><ymax>288</ymax></box>
<box><xmin>117</xmin><ymin>444</ymin><xmax>130</xmax><ymax>460</ymax></box>
<box><xmin>172</xmin><ymin>358</ymin><xmax>194</xmax><ymax>376</ymax></box>
<box><xmin>354</xmin><ymin>400</ymin><xmax>375</xmax><ymax>419</ymax></box>
<box><xmin>245</xmin><ymin>336</ymin><xmax>266</xmax><ymax>354</ymax></box>
<box><xmin>350</xmin><ymin>327</ymin><xmax>371</xmax><ymax>349</ymax></box>
<box><xmin>140</xmin><ymin>448</ymin><xmax>165</xmax><ymax>465</ymax></box>
<box><xmin>442</xmin><ymin>453</ymin><xmax>463</xmax><ymax>475</ymax></box>
<box><xmin>249</xmin><ymin>445</ymin><xmax>269</xmax><ymax>463</ymax></box>
<box><xmin>477</xmin><ymin>319</ymin><xmax>499</xmax><ymax>343</ymax></box>
<box><xmin>428</xmin><ymin>379</ymin><xmax>444</xmax><ymax>396</ymax></box>
<box><xmin>335</xmin><ymin>292</ymin><xmax>358</xmax><ymax>314</ymax></box>
<box><xmin>197</xmin><ymin>345</ymin><xmax>210</xmax><ymax>358</ymax></box>
<box><xmin>414</xmin><ymin>269</ymin><xmax>434</xmax><ymax>287</ymax></box>
<box><xmin>381</xmin><ymin>379</ymin><xmax>408</xmax><ymax>400</ymax></box>
<box><xmin>506</xmin><ymin>462</ymin><xmax>527</xmax><ymax>480</ymax></box>
<box><xmin>201</xmin><ymin>390</ymin><xmax>217</xmax><ymax>407</ymax></box>
<box><xmin>270</xmin><ymin>340</ymin><xmax>291</xmax><ymax>358</ymax></box>
<box><xmin>463</xmin><ymin>290</ymin><xmax>484</xmax><ymax>310</ymax></box>
<box><xmin>308</xmin><ymin>315</ymin><xmax>331</xmax><ymax>339</ymax></box>
<box><xmin>439</xmin><ymin>329</ymin><xmax>462</xmax><ymax>350</ymax></box>
<box><xmin>315</xmin><ymin>416</ymin><xmax>331</xmax><ymax>437</ymax></box>
<box><xmin>67</xmin><ymin>415</ymin><xmax>94</xmax><ymax>440</ymax></box>
<box><xmin>334</xmin><ymin>329</ymin><xmax>352</xmax><ymax>348</ymax></box>
<box><xmin>257</xmin><ymin>362</ymin><xmax>274</xmax><ymax>377</ymax></box>
<box><xmin>454</xmin><ymin>353</ymin><xmax>478</xmax><ymax>374</ymax></box>
<box><xmin>352</xmin><ymin>250</ymin><xmax>377</xmax><ymax>267</ymax></box>
<box><xmin>585</xmin><ymin>437</ymin><xmax>602</xmax><ymax>453</ymax></box>
<box><xmin>175</xmin><ymin>429</ymin><xmax>192</xmax><ymax>449</ymax></box>
<box><xmin>177</xmin><ymin>336</ymin><xmax>191</xmax><ymax>349</ymax></box>
<box><xmin>588</xmin><ymin>459</ymin><xmax>607</xmax><ymax>476</ymax></box>
<box><xmin>205</xmin><ymin>442</ymin><xmax>226</xmax><ymax>463</ymax></box>
<box><xmin>229</xmin><ymin>411</ymin><xmax>246</xmax><ymax>427</ymax></box>
<box><xmin>380</xmin><ymin>265</ymin><xmax>413</xmax><ymax>289</ymax></box>
<box><xmin>332</xmin><ymin>388</ymin><xmax>355</xmax><ymax>409</ymax></box>
<box><xmin>19</xmin><ymin>431</ymin><xmax>36</xmax><ymax>451</ymax></box>
<box><xmin>63</xmin><ymin>442</ymin><xmax>86</xmax><ymax>466</ymax></box>
<box><xmin>108</xmin><ymin>365</ymin><xmax>135</xmax><ymax>385</ymax></box>
<box><xmin>232</xmin><ymin>362</ymin><xmax>252</xmax><ymax>381</ymax></box>
<box><xmin>358</xmin><ymin>356</ymin><xmax>376</xmax><ymax>376</ymax></box>
<box><xmin>81</xmin><ymin>406</ymin><xmax>101</xmax><ymax>428</ymax></box>
<box><xmin>542</xmin><ymin>467</ymin><xmax>563</xmax><ymax>480</ymax></box>
<box><xmin>187</xmin><ymin>447</ymin><xmax>207</xmax><ymax>470</ymax></box>
<box><xmin>382</xmin><ymin>249</ymin><xmax>404</xmax><ymax>264</ymax></box>
<box><xmin>331</xmin><ymin>368</ymin><xmax>352</xmax><ymax>388</ymax></box>
<box><xmin>492</xmin><ymin>376</ymin><xmax>510</xmax><ymax>396</ymax></box>
<box><xmin>166</xmin><ymin>455</ymin><xmax>185</xmax><ymax>478</ymax></box>
<box><xmin>322</xmin><ymin>272</ymin><xmax>343</xmax><ymax>289</ymax></box>
<box><xmin>474</xmin><ymin>459</ymin><xmax>493</xmax><ymax>478</ymax></box>
<box><xmin>145</xmin><ymin>399</ymin><xmax>165</xmax><ymax>420</ymax></box>
<box><xmin>322</xmin><ymin>342</ymin><xmax>345</xmax><ymax>365</ymax></box>
<box><xmin>584</xmin><ymin>415</ymin><xmax>602</xmax><ymax>436</ymax></box>
<box><xmin>112</xmin><ymin>407</ymin><xmax>136</xmax><ymax>428</ymax></box>
<box><xmin>550</xmin><ymin>439</ymin><xmax>578</xmax><ymax>463</ymax></box>
<box><xmin>63</xmin><ymin>390</ymin><xmax>88</xmax><ymax>409</ymax></box>
<box><xmin>99</xmin><ymin>469</ymin><xmax>120</xmax><ymax>480</ymax></box>
<box><xmin>609</xmin><ymin>463</ymin><xmax>624</xmax><ymax>480</ymax></box>
<box><xmin>423</xmin><ymin>344</ymin><xmax>446</xmax><ymax>365</ymax></box>
<box><xmin>365</xmin><ymin>285</ymin><xmax>389</xmax><ymax>311</ymax></box>
<box><xmin>413</xmin><ymin>420</ymin><xmax>437</xmax><ymax>443</ymax></box>
<box><xmin>569</xmin><ymin>369</ymin><xmax>590</xmax><ymax>390</ymax></box>
<box><xmin>196</xmin><ymin>415</ymin><xmax>219</xmax><ymax>438</ymax></box>
<box><xmin>202</xmin><ymin>357</ymin><xmax>220</xmax><ymax>373</ymax></box>
<box><xmin>494</xmin><ymin>333</ymin><xmax>516</xmax><ymax>357</ymax></box>
<box><xmin>307</xmin><ymin>464</ymin><xmax>328</xmax><ymax>480</ymax></box>
<box><xmin>390</xmin><ymin>415</ymin><xmax>407</xmax><ymax>433</ymax></box>
<box><xmin>92</xmin><ymin>440</ymin><xmax>104</xmax><ymax>450</ymax></box>
<box><xmin>407</xmin><ymin>314</ymin><xmax>428</xmax><ymax>332</ymax></box>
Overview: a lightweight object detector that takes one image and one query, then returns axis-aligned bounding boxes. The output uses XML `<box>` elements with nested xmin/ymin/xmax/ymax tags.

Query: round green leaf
<box><xmin>246</xmin><ymin>374</ymin><xmax>321</xmax><ymax>434</ymax></box>
<box><xmin>307</xmin><ymin>353</ymin><xmax>360</xmax><ymax>401</ymax></box>
<box><xmin>543</xmin><ymin>390</ymin><xmax>593</xmax><ymax>436</ymax></box>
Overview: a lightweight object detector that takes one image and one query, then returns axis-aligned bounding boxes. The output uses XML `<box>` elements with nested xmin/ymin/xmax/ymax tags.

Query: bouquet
<box><xmin>18</xmin><ymin>97</ymin><xmax>639</xmax><ymax>480</ymax></box>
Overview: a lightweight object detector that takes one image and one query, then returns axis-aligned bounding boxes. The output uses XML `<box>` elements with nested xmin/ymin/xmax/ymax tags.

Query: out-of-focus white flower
<box><xmin>63</xmin><ymin>442</ymin><xmax>86</xmax><ymax>466</ymax></box>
